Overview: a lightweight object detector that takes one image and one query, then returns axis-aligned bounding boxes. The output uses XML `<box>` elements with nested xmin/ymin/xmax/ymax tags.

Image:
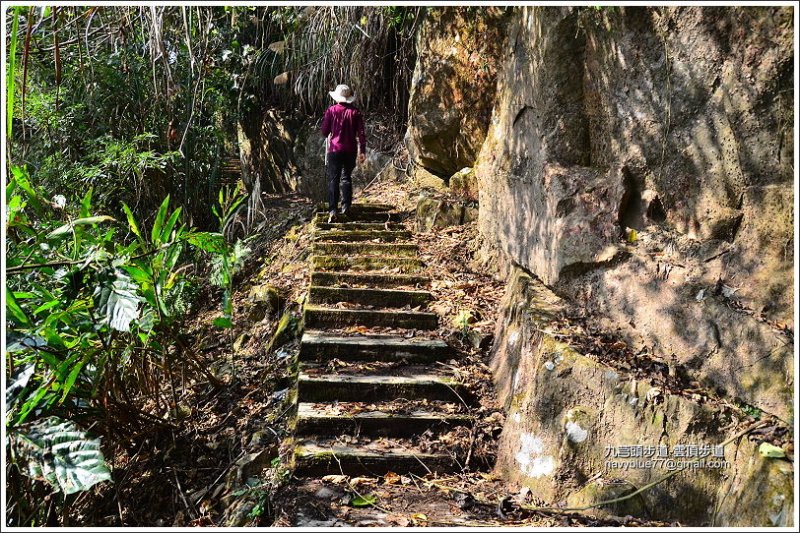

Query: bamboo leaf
<box><xmin>47</xmin><ymin>216</ymin><xmax>115</xmax><ymax>239</ymax></box>
<box><xmin>121</xmin><ymin>203</ymin><xmax>142</xmax><ymax>240</ymax></box>
<box><xmin>6</xmin><ymin>288</ymin><xmax>31</xmax><ymax>326</ymax></box>
<box><xmin>160</xmin><ymin>206</ymin><xmax>182</xmax><ymax>243</ymax></box>
<box><xmin>7</xmin><ymin>7</ymin><xmax>21</xmax><ymax>139</ymax></box>
<box><xmin>151</xmin><ymin>195</ymin><xmax>170</xmax><ymax>245</ymax></box>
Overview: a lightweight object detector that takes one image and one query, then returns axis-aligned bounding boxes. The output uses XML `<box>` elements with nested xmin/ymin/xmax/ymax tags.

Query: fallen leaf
<box><xmin>321</xmin><ymin>474</ymin><xmax>348</xmax><ymax>485</ymax></box>
<box><xmin>758</xmin><ymin>442</ymin><xmax>786</xmax><ymax>459</ymax></box>
<box><xmin>349</xmin><ymin>476</ymin><xmax>376</xmax><ymax>487</ymax></box>
<box><xmin>350</xmin><ymin>493</ymin><xmax>378</xmax><ymax>507</ymax></box>
<box><xmin>383</xmin><ymin>471</ymin><xmax>400</xmax><ymax>485</ymax></box>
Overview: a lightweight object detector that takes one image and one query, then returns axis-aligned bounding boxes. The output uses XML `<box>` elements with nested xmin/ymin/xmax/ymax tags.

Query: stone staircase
<box><xmin>293</xmin><ymin>203</ymin><xmax>472</xmax><ymax>477</ymax></box>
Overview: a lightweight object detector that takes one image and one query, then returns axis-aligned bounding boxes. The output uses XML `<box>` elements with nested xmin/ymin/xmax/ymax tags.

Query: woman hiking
<box><xmin>321</xmin><ymin>84</ymin><xmax>366</xmax><ymax>223</ymax></box>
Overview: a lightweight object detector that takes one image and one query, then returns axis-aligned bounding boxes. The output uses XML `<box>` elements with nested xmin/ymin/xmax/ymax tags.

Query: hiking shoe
<box><xmin>340</xmin><ymin>205</ymin><xmax>350</xmax><ymax>216</ymax></box>
<box><xmin>327</xmin><ymin>210</ymin><xmax>336</xmax><ymax>223</ymax></box>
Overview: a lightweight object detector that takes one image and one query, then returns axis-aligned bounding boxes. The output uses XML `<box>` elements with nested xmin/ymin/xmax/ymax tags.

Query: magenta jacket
<box><xmin>321</xmin><ymin>103</ymin><xmax>366</xmax><ymax>154</ymax></box>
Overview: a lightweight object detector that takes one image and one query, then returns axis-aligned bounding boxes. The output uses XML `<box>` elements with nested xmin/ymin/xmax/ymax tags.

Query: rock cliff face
<box><xmin>405</xmin><ymin>7</ymin><xmax>509</xmax><ymax>178</ymax></box>
<box><xmin>406</xmin><ymin>5</ymin><xmax>794</xmax><ymax>526</ymax></box>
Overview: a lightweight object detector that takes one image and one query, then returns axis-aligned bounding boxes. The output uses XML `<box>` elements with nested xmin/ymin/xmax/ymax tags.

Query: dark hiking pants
<box><xmin>327</xmin><ymin>150</ymin><xmax>356</xmax><ymax>212</ymax></box>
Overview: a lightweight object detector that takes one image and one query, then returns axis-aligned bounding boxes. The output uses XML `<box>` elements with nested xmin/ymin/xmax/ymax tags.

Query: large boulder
<box><xmin>405</xmin><ymin>8</ymin><xmax>509</xmax><ymax>179</ymax></box>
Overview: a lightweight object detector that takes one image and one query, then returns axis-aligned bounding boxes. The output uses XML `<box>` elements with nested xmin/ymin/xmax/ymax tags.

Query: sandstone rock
<box><xmin>416</xmin><ymin>196</ymin><xmax>469</xmax><ymax>231</ymax></box>
<box><xmin>473</xmin><ymin>4</ymin><xmax>792</xmax><ymax>304</ymax></box>
<box><xmin>490</xmin><ymin>267</ymin><xmax>794</xmax><ymax>526</ymax></box>
<box><xmin>292</xmin><ymin>128</ymin><xmax>328</xmax><ymax>202</ymax></box>
<box><xmin>565</xmin><ymin>479</ymin><xmax>650</xmax><ymax>519</ymax></box>
<box><xmin>246</xmin><ymin>284</ymin><xmax>282</xmax><ymax>323</ymax></box>
<box><xmin>449</xmin><ymin>167</ymin><xmax>478</xmax><ymax>201</ymax></box>
<box><xmin>405</xmin><ymin>8</ymin><xmax>510</xmax><ymax>178</ymax></box>
<box><xmin>412</xmin><ymin>165</ymin><xmax>448</xmax><ymax>192</ymax></box>
<box><xmin>556</xmin><ymin>233</ymin><xmax>794</xmax><ymax>423</ymax></box>
<box><xmin>478</xmin><ymin>161</ymin><xmax>625</xmax><ymax>285</ymax></box>
<box><xmin>725</xmin><ymin>183</ymin><xmax>794</xmax><ymax>325</ymax></box>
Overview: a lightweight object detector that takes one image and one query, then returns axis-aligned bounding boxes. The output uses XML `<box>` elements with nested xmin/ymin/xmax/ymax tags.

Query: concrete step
<box><xmin>300</xmin><ymin>332</ymin><xmax>451</xmax><ymax>362</ymax></box>
<box><xmin>303</xmin><ymin>305</ymin><xmax>439</xmax><ymax>330</ymax></box>
<box><xmin>310</xmin><ymin>271</ymin><xmax>430</xmax><ymax>289</ymax></box>
<box><xmin>307</xmin><ymin>286</ymin><xmax>432</xmax><ymax>308</ymax></box>
<box><xmin>297</xmin><ymin>372</ymin><xmax>465</xmax><ymax>403</ymax></box>
<box><xmin>312</xmin><ymin>230</ymin><xmax>413</xmax><ymax>243</ymax></box>
<box><xmin>313</xmin><ymin>212</ymin><xmax>404</xmax><ymax>224</ymax></box>
<box><xmin>311</xmin><ymin>242</ymin><xmax>418</xmax><ymax>257</ymax></box>
<box><xmin>315</xmin><ymin>203</ymin><xmax>394</xmax><ymax>214</ymax></box>
<box><xmin>294</xmin><ymin>441</ymin><xmax>459</xmax><ymax>477</ymax></box>
<box><xmin>315</xmin><ymin>222</ymin><xmax>406</xmax><ymax>231</ymax></box>
<box><xmin>296</xmin><ymin>403</ymin><xmax>471</xmax><ymax>437</ymax></box>
<box><xmin>310</xmin><ymin>255</ymin><xmax>424</xmax><ymax>273</ymax></box>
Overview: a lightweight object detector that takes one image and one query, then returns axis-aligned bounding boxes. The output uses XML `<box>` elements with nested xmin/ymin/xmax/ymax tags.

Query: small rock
<box><xmin>315</xmin><ymin>486</ymin><xmax>337</xmax><ymax>499</ymax></box>
<box><xmin>467</xmin><ymin>329</ymin><xmax>493</xmax><ymax>350</ymax></box>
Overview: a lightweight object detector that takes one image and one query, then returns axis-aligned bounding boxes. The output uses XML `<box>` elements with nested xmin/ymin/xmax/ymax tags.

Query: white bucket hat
<box><xmin>329</xmin><ymin>84</ymin><xmax>356</xmax><ymax>104</ymax></box>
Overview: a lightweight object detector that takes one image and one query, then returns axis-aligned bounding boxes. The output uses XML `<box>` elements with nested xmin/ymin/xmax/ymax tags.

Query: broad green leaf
<box><xmin>93</xmin><ymin>271</ymin><xmax>142</xmax><ymax>332</ymax></box>
<box><xmin>350</xmin><ymin>493</ymin><xmax>378</xmax><ymax>507</ymax></box>
<box><xmin>151</xmin><ymin>195</ymin><xmax>170</xmax><ymax>245</ymax></box>
<box><xmin>47</xmin><ymin>216</ymin><xmax>115</xmax><ymax>239</ymax></box>
<box><xmin>13</xmin><ymin>291</ymin><xmax>37</xmax><ymax>299</ymax></box>
<box><xmin>121</xmin><ymin>202</ymin><xmax>142</xmax><ymax>240</ymax></box>
<box><xmin>20</xmin><ymin>417</ymin><xmax>112</xmax><ymax>494</ymax></box>
<box><xmin>185</xmin><ymin>231</ymin><xmax>226</xmax><ymax>253</ymax></box>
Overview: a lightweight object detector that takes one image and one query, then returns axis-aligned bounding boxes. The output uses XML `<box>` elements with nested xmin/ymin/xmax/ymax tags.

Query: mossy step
<box><xmin>314</xmin><ymin>203</ymin><xmax>394</xmax><ymax>214</ymax></box>
<box><xmin>297</xmin><ymin>373</ymin><xmax>466</xmax><ymax>403</ymax></box>
<box><xmin>315</xmin><ymin>222</ymin><xmax>406</xmax><ymax>231</ymax></box>
<box><xmin>312</xmin><ymin>230</ymin><xmax>413</xmax><ymax>243</ymax></box>
<box><xmin>303</xmin><ymin>305</ymin><xmax>439</xmax><ymax>330</ymax></box>
<box><xmin>310</xmin><ymin>255</ymin><xmax>423</xmax><ymax>273</ymax></box>
<box><xmin>311</xmin><ymin>242</ymin><xmax>417</xmax><ymax>258</ymax></box>
<box><xmin>300</xmin><ymin>332</ymin><xmax>450</xmax><ymax>362</ymax></box>
<box><xmin>296</xmin><ymin>403</ymin><xmax>470</xmax><ymax>437</ymax></box>
<box><xmin>294</xmin><ymin>441</ymin><xmax>459</xmax><ymax>477</ymax></box>
<box><xmin>310</xmin><ymin>271</ymin><xmax>430</xmax><ymax>289</ymax></box>
<box><xmin>307</xmin><ymin>286</ymin><xmax>432</xmax><ymax>308</ymax></box>
<box><xmin>312</xmin><ymin>212</ymin><xmax>404</xmax><ymax>223</ymax></box>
